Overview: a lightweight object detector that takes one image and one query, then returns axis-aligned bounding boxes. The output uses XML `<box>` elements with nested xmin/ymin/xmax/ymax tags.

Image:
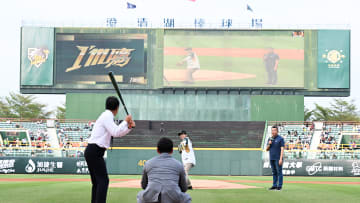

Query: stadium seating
<box><xmin>19</xmin><ymin>122</ymin><xmax>46</xmax><ymax>131</ymax></box>
<box><xmin>56</xmin><ymin>122</ymin><xmax>90</xmax><ymax>157</ymax></box>
<box><xmin>0</xmin><ymin>121</ymin><xmax>17</xmax><ymax>129</ymax></box>
<box><xmin>2</xmin><ymin>119</ymin><xmax>360</xmax><ymax>160</ymax></box>
<box><xmin>0</xmin><ymin>121</ymin><xmax>56</xmax><ymax>157</ymax></box>
<box><xmin>274</xmin><ymin>124</ymin><xmax>314</xmax><ymax>159</ymax></box>
<box><xmin>313</xmin><ymin>123</ymin><xmax>360</xmax><ymax>159</ymax></box>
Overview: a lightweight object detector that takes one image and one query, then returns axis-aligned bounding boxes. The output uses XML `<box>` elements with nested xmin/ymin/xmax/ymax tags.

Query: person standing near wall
<box><xmin>266</xmin><ymin>126</ymin><xmax>284</xmax><ymax>191</ymax></box>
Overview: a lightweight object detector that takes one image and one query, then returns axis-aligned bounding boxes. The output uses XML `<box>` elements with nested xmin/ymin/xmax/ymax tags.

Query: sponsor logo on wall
<box><xmin>25</xmin><ymin>159</ymin><xmax>64</xmax><ymax>173</ymax></box>
<box><xmin>76</xmin><ymin>160</ymin><xmax>89</xmax><ymax>174</ymax></box>
<box><xmin>305</xmin><ymin>162</ymin><xmax>344</xmax><ymax>176</ymax></box>
<box><xmin>25</xmin><ymin>159</ymin><xmax>36</xmax><ymax>173</ymax></box>
<box><xmin>351</xmin><ymin>162</ymin><xmax>360</xmax><ymax>176</ymax></box>
<box><xmin>0</xmin><ymin>159</ymin><xmax>16</xmax><ymax>174</ymax></box>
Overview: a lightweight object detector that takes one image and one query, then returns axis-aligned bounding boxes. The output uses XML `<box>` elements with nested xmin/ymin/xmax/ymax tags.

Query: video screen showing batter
<box><xmin>163</xmin><ymin>30</ymin><xmax>304</xmax><ymax>88</ymax></box>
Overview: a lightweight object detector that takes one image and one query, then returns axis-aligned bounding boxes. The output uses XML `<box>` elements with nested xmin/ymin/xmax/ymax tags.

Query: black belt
<box><xmin>88</xmin><ymin>143</ymin><xmax>106</xmax><ymax>151</ymax></box>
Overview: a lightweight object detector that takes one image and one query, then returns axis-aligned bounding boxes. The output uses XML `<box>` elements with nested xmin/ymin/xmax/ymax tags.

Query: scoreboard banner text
<box><xmin>56</xmin><ymin>34</ymin><xmax>146</xmax><ymax>86</ymax></box>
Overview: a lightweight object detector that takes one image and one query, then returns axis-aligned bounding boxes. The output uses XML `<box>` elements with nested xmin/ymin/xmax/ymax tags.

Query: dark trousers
<box><xmin>270</xmin><ymin>160</ymin><xmax>283</xmax><ymax>188</ymax></box>
<box><xmin>85</xmin><ymin>144</ymin><xmax>109</xmax><ymax>203</ymax></box>
<box><xmin>266</xmin><ymin>67</ymin><xmax>278</xmax><ymax>85</ymax></box>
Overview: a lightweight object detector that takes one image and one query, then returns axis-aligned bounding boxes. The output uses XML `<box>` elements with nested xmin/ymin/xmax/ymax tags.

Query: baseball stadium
<box><xmin>0</xmin><ymin>22</ymin><xmax>358</xmax><ymax>203</ymax></box>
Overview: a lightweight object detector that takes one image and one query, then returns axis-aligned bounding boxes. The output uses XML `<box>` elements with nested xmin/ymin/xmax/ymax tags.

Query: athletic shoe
<box><xmin>268</xmin><ymin>186</ymin><xmax>277</xmax><ymax>190</ymax></box>
<box><xmin>188</xmin><ymin>186</ymin><xmax>193</xmax><ymax>190</ymax></box>
<box><xmin>277</xmin><ymin>187</ymin><xmax>282</xmax><ymax>191</ymax></box>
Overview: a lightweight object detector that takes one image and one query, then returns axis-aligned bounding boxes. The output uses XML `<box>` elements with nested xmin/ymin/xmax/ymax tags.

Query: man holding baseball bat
<box><xmin>85</xmin><ymin>96</ymin><xmax>135</xmax><ymax>203</ymax></box>
<box><xmin>266</xmin><ymin>126</ymin><xmax>284</xmax><ymax>191</ymax></box>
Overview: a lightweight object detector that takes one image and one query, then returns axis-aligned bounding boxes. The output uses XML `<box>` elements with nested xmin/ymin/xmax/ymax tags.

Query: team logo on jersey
<box><xmin>66</xmin><ymin>46</ymin><xmax>135</xmax><ymax>72</ymax></box>
<box><xmin>28</xmin><ymin>48</ymin><xmax>49</xmax><ymax>68</ymax></box>
<box><xmin>321</xmin><ymin>49</ymin><xmax>346</xmax><ymax>69</ymax></box>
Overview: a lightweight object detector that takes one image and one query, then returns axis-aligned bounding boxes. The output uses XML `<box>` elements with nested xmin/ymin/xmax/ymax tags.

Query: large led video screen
<box><xmin>163</xmin><ymin>30</ymin><xmax>304</xmax><ymax>88</ymax></box>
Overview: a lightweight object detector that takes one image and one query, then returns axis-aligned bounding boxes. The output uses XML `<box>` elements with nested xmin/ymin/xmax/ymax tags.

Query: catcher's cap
<box><xmin>178</xmin><ymin>130</ymin><xmax>187</xmax><ymax>136</ymax></box>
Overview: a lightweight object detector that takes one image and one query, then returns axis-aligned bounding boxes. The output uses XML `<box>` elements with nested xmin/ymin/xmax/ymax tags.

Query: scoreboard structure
<box><xmin>20</xmin><ymin>27</ymin><xmax>350</xmax><ymax>122</ymax></box>
<box><xmin>20</xmin><ymin>27</ymin><xmax>350</xmax><ymax>96</ymax></box>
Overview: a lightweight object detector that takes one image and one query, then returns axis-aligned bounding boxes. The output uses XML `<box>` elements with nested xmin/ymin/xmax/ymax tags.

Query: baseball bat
<box><xmin>108</xmin><ymin>71</ymin><xmax>129</xmax><ymax>116</ymax></box>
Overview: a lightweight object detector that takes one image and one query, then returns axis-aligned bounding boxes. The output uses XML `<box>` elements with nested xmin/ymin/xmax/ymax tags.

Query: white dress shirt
<box><xmin>88</xmin><ymin>110</ymin><xmax>131</xmax><ymax>149</ymax></box>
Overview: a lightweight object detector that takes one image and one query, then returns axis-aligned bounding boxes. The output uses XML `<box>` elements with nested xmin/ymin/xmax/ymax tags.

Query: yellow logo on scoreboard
<box><xmin>321</xmin><ymin>49</ymin><xmax>346</xmax><ymax>69</ymax></box>
<box><xmin>28</xmin><ymin>48</ymin><xmax>49</xmax><ymax>68</ymax></box>
<box><xmin>66</xmin><ymin>46</ymin><xmax>135</xmax><ymax>72</ymax></box>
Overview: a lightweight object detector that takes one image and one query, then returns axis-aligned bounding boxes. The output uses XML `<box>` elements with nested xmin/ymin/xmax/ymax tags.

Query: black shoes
<box><xmin>268</xmin><ymin>186</ymin><xmax>282</xmax><ymax>191</ymax></box>
<box><xmin>268</xmin><ymin>186</ymin><xmax>277</xmax><ymax>190</ymax></box>
<box><xmin>188</xmin><ymin>186</ymin><xmax>193</xmax><ymax>190</ymax></box>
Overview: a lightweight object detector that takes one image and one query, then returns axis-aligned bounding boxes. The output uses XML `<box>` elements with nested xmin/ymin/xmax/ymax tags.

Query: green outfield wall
<box><xmin>250</xmin><ymin>95</ymin><xmax>304</xmax><ymax>121</ymax></box>
<box><xmin>66</xmin><ymin>93</ymin><xmax>251</xmax><ymax>121</ymax></box>
<box><xmin>106</xmin><ymin>149</ymin><xmax>263</xmax><ymax>176</ymax></box>
<box><xmin>66</xmin><ymin>93</ymin><xmax>304</xmax><ymax>121</ymax></box>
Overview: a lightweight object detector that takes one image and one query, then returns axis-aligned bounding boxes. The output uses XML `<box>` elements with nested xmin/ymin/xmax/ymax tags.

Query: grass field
<box><xmin>0</xmin><ymin>174</ymin><xmax>359</xmax><ymax>203</ymax></box>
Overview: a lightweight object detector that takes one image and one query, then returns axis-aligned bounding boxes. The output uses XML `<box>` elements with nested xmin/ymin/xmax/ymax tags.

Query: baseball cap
<box><xmin>178</xmin><ymin>130</ymin><xmax>187</xmax><ymax>136</ymax></box>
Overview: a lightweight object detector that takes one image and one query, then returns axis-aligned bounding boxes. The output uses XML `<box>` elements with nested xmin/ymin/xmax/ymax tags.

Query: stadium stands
<box><xmin>264</xmin><ymin>122</ymin><xmax>360</xmax><ymax>160</ymax></box>
<box><xmin>274</xmin><ymin>124</ymin><xmax>313</xmax><ymax>159</ymax></box>
<box><xmin>56</xmin><ymin>121</ymin><xmax>91</xmax><ymax>157</ymax></box>
<box><xmin>0</xmin><ymin>121</ymin><xmax>17</xmax><ymax>129</ymax></box>
<box><xmin>0</xmin><ymin>119</ymin><xmax>88</xmax><ymax>158</ymax></box>
<box><xmin>1</xmin><ymin>119</ymin><xmax>360</xmax><ymax>160</ymax></box>
<box><xmin>313</xmin><ymin>123</ymin><xmax>360</xmax><ymax>159</ymax></box>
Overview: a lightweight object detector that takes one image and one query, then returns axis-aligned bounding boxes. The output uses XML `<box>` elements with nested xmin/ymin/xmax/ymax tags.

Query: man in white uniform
<box><xmin>177</xmin><ymin>48</ymin><xmax>200</xmax><ymax>84</ymax></box>
<box><xmin>84</xmin><ymin>96</ymin><xmax>135</xmax><ymax>203</ymax></box>
<box><xmin>178</xmin><ymin>130</ymin><xmax>196</xmax><ymax>189</ymax></box>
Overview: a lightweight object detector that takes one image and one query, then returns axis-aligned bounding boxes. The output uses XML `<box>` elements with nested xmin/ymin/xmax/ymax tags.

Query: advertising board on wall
<box><xmin>263</xmin><ymin>159</ymin><xmax>360</xmax><ymax>177</ymax></box>
<box><xmin>0</xmin><ymin>157</ymin><xmax>88</xmax><ymax>174</ymax></box>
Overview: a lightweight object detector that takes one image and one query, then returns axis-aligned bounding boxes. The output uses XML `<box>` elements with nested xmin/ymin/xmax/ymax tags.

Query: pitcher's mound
<box><xmin>110</xmin><ymin>179</ymin><xmax>260</xmax><ymax>190</ymax></box>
